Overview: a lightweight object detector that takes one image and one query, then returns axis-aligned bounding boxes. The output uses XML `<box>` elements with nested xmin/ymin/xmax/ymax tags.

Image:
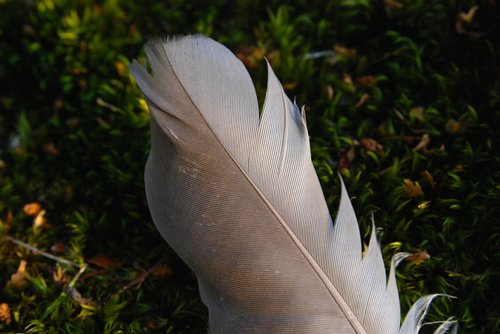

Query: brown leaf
<box><xmin>324</xmin><ymin>85</ymin><xmax>334</xmax><ymax>101</ymax></box>
<box><xmin>87</xmin><ymin>254</ymin><xmax>120</xmax><ymax>269</ymax></box>
<box><xmin>384</xmin><ymin>0</ymin><xmax>403</xmax><ymax>9</ymax></box>
<box><xmin>456</xmin><ymin>6</ymin><xmax>483</xmax><ymax>37</ymax></box>
<box><xmin>338</xmin><ymin>148</ymin><xmax>356</xmax><ymax>170</ymax></box>
<box><xmin>53</xmin><ymin>266</ymin><xmax>68</xmax><ymax>283</ymax></box>
<box><xmin>152</xmin><ymin>263</ymin><xmax>171</xmax><ymax>279</ymax></box>
<box><xmin>65</xmin><ymin>117</ymin><xmax>81</xmax><ymax>129</ymax></box>
<box><xmin>407</xmin><ymin>250</ymin><xmax>431</xmax><ymax>264</ymax></box>
<box><xmin>43</xmin><ymin>142</ymin><xmax>59</xmax><ymax>155</ymax></box>
<box><xmin>356</xmin><ymin>75</ymin><xmax>377</xmax><ymax>88</ymax></box>
<box><xmin>360</xmin><ymin>138</ymin><xmax>383</xmax><ymax>154</ymax></box>
<box><xmin>235</xmin><ymin>46</ymin><xmax>263</xmax><ymax>69</ymax></box>
<box><xmin>420</xmin><ymin>170</ymin><xmax>436</xmax><ymax>188</ymax></box>
<box><xmin>413</xmin><ymin>133</ymin><xmax>430</xmax><ymax>151</ymax></box>
<box><xmin>403</xmin><ymin>179</ymin><xmax>423</xmax><ymax>198</ymax></box>
<box><xmin>1</xmin><ymin>211</ymin><xmax>13</xmax><ymax>234</ymax></box>
<box><xmin>53</xmin><ymin>97</ymin><xmax>64</xmax><ymax>111</ymax></box>
<box><xmin>334</xmin><ymin>45</ymin><xmax>357</xmax><ymax>58</ymax></box>
<box><xmin>266</xmin><ymin>50</ymin><xmax>280</xmax><ymax>64</ymax></box>
<box><xmin>446</xmin><ymin>119</ymin><xmax>462</xmax><ymax>134</ymax></box>
<box><xmin>7</xmin><ymin>260</ymin><xmax>28</xmax><ymax>289</ymax></box>
<box><xmin>355</xmin><ymin>93</ymin><xmax>370</xmax><ymax>108</ymax></box>
<box><xmin>51</xmin><ymin>242</ymin><xmax>67</xmax><ymax>255</ymax></box>
<box><xmin>282</xmin><ymin>82</ymin><xmax>297</xmax><ymax>90</ymax></box>
<box><xmin>410</xmin><ymin>106</ymin><xmax>425</xmax><ymax>123</ymax></box>
<box><xmin>23</xmin><ymin>202</ymin><xmax>42</xmax><ymax>216</ymax></box>
<box><xmin>0</xmin><ymin>303</ymin><xmax>12</xmax><ymax>325</ymax></box>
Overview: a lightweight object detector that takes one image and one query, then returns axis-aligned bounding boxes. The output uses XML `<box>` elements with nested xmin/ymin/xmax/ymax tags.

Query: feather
<box><xmin>130</xmin><ymin>35</ymin><xmax>454</xmax><ymax>333</ymax></box>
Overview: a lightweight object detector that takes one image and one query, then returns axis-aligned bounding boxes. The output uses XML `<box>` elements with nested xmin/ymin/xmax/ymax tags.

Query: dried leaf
<box><xmin>420</xmin><ymin>170</ymin><xmax>436</xmax><ymax>188</ymax></box>
<box><xmin>356</xmin><ymin>75</ymin><xmax>377</xmax><ymax>88</ymax></box>
<box><xmin>68</xmin><ymin>287</ymin><xmax>95</xmax><ymax>309</ymax></box>
<box><xmin>266</xmin><ymin>50</ymin><xmax>280</xmax><ymax>64</ymax></box>
<box><xmin>51</xmin><ymin>242</ymin><xmax>67</xmax><ymax>255</ymax></box>
<box><xmin>360</xmin><ymin>138</ymin><xmax>383</xmax><ymax>154</ymax></box>
<box><xmin>0</xmin><ymin>303</ymin><xmax>12</xmax><ymax>325</ymax></box>
<box><xmin>65</xmin><ymin>184</ymin><xmax>74</xmax><ymax>201</ymax></box>
<box><xmin>87</xmin><ymin>254</ymin><xmax>120</xmax><ymax>268</ymax></box>
<box><xmin>65</xmin><ymin>117</ymin><xmax>81</xmax><ymax>129</ymax></box>
<box><xmin>334</xmin><ymin>45</ymin><xmax>357</xmax><ymax>58</ymax></box>
<box><xmin>417</xmin><ymin>201</ymin><xmax>431</xmax><ymax>210</ymax></box>
<box><xmin>458</xmin><ymin>6</ymin><xmax>479</xmax><ymax>24</ymax></box>
<box><xmin>53</xmin><ymin>265</ymin><xmax>68</xmax><ymax>283</ymax></box>
<box><xmin>384</xmin><ymin>0</ymin><xmax>403</xmax><ymax>9</ymax></box>
<box><xmin>355</xmin><ymin>93</ymin><xmax>370</xmax><ymax>108</ymax></box>
<box><xmin>152</xmin><ymin>263</ymin><xmax>171</xmax><ymax>279</ymax></box>
<box><xmin>403</xmin><ymin>179</ymin><xmax>423</xmax><ymax>198</ymax></box>
<box><xmin>115</xmin><ymin>61</ymin><xmax>127</xmax><ymax>77</ymax></box>
<box><xmin>446</xmin><ymin>119</ymin><xmax>462</xmax><ymax>134</ymax></box>
<box><xmin>53</xmin><ymin>97</ymin><xmax>64</xmax><ymax>111</ymax></box>
<box><xmin>7</xmin><ymin>260</ymin><xmax>28</xmax><ymax>289</ymax></box>
<box><xmin>456</xmin><ymin>6</ymin><xmax>483</xmax><ymax>37</ymax></box>
<box><xmin>1</xmin><ymin>211</ymin><xmax>13</xmax><ymax>234</ymax></box>
<box><xmin>410</xmin><ymin>106</ymin><xmax>425</xmax><ymax>123</ymax></box>
<box><xmin>324</xmin><ymin>85</ymin><xmax>334</xmax><ymax>101</ymax></box>
<box><xmin>43</xmin><ymin>142</ymin><xmax>59</xmax><ymax>155</ymax></box>
<box><xmin>407</xmin><ymin>250</ymin><xmax>431</xmax><ymax>264</ymax></box>
<box><xmin>413</xmin><ymin>133</ymin><xmax>430</xmax><ymax>151</ymax></box>
<box><xmin>33</xmin><ymin>209</ymin><xmax>50</xmax><ymax>230</ymax></box>
<box><xmin>23</xmin><ymin>202</ymin><xmax>42</xmax><ymax>216</ymax></box>
<box><xmin>338</xmin><ymin>148</ymin><xmax>356</xmax><ymax>170</ymax></box>
<box><xmin>253</xmin><ymin>47</ymin><xmax>263</xmax><ymax>60</ymax></box>
<box><xmin>235</xmin><ymin>46</ymin><xmax>263</xmax><ymax>69</ymax></box>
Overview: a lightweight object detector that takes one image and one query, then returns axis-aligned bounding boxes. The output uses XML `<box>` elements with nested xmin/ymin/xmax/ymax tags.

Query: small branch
<box><xmin>4</xmin><ymin>236</ymin><xmax>85</xmax><ymax>270</ymax></box>
<box><xmin>122</xmin><ymin>258</ymin><xmax>165</xmax><ymax>291</ymax></box>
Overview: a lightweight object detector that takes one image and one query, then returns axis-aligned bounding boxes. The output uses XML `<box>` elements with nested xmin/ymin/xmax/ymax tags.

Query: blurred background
<box><xmin>0</xmin><ymin>0</ymin><xmax>499</xmax><ymax>333</ymax></box>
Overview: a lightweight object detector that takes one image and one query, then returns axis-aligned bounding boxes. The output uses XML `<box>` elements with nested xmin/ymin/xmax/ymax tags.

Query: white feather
<box><xmin>130</xmin><ymin>35</ymin><xmax>454</xmax><ymax>334</ymax></box>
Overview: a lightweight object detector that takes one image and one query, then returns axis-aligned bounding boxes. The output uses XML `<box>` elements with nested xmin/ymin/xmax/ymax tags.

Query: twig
<box><xmin>122</xmin><ymin>258</ymin><xmax>166</xmax><ymax>291</ymax></box>
<box><xmin>4</xmin><ymin>235</ymin><xmax>85</xmax><ymax>270</ymax></box>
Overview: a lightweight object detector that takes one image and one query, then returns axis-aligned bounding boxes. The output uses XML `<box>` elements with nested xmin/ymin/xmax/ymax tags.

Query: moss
<box><xmin>1</xmin><ymin>0</ymin><xmax>498</xmax><ymax>333</ymax></box>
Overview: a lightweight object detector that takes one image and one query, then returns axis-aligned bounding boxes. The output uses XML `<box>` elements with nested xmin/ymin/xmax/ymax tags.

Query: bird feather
<box><xmin>130</xmin><ymin>35</ymin><xmax>455</xmax><ymax>334</ymax></box>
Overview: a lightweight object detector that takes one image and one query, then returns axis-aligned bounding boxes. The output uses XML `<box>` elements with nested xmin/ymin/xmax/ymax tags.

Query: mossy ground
<box><xmin>1</xmin><ymin>1</ymin><xmax>499</xmax><ymax>333</ymax></box>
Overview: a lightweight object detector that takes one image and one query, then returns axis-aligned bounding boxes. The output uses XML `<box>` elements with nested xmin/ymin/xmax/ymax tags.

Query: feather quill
<box><xmin>130</xmin><ymin>35</ymin><xmax>455</xmax><ymax>333</ymax></box>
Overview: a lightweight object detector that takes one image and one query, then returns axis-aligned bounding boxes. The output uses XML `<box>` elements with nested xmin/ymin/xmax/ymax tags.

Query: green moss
<box><xmin>1</xmin><ymin>0</ymin><xmax>498</xmax><ymax>333</ymax></box>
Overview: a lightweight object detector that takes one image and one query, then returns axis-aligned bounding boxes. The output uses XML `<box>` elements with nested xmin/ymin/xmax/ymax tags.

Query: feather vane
<box><xmin>130</xmin><ymin>35</ymin><xmax>455</xmax><ymax>334</ymax></box>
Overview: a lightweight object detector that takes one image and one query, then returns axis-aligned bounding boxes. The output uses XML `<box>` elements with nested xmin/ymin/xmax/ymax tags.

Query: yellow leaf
<box><xmin>403</xmin><ymin>179</ymin><xmax>423</xmax><ymax>198</ymax></box>
<box><xmin>7</xmin><ymin>260</ymin><xmax>28</xmax><ymax>289</ymax></box>
<box><xmin>417</xmin><ymin>201</ymin><xmax>431</xmax><ymax>210</ymax></box>
<box><xmin>23</xmin><ymin>202</ymin><xmax>42</xmax><ymax>216</ymax></box>
<box><xmin>33</xmin><ymin>209</ymin><xmax>49</xmax><ymax>230</ymax></box>
<box><xmin>0</xmin><ymin>303</ymin><xmax>12</xmax><ymax>325</ymax></box>
<box><xmin>115</xmin><ymin>61</ymin><xmax>127</xmax><ymax>77</ymax></box>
